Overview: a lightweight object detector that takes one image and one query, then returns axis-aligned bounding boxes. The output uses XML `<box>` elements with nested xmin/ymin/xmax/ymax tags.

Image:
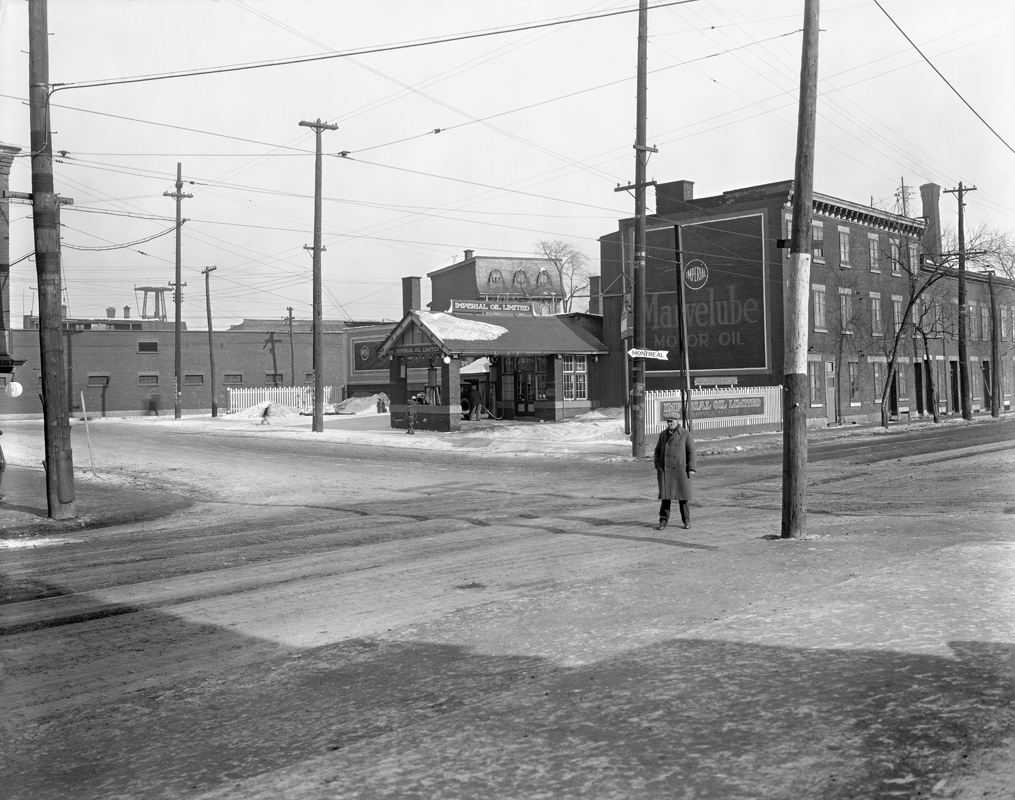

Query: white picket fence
<box><xmin>645</xmin><ymin>386</ymin><xmax>783</xmax><ymax>436</ymax></box>
<box><xmin>227</xmin><ymin>385</ymin><xmax>335</xmax><ymax>414</ymax></box>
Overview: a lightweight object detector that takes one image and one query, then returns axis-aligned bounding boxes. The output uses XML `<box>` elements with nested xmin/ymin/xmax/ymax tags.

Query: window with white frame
<box><xmin>870</xmin><ymin>293</ymin><xmax>883</xmax><ymax>336</ymax></box>
<box><xmin>868</xmin><ymin>234</ymin><xmax>880</xmax><ymax>272</ymax></box>
<box><xmin>1003</xmin><ymin>305</ymin><xmax>1012</xmax><ymax>341</ymax></box>
<box><xmin>873</xmin><ymin>361</ymin><xmax>885</xmax><ymax>402</ymax></box>
<box><xmin>839</xmin><ymin>228</ymin><xmax>851</xmax><ymax>265</ymax></box>
<box><xmin>812</xmin><ymin>222</ymin><xmax>824</xmax><ymax>260</ymax></box>
<box><xmin>968</xmin><ymin>304</ymin><xmax>978</xmax><ymax>340</ymax></box>
<box><xmin>981</xmin><ymin>304</ymin><xmax>990</xmax><ymax>341</ymax></box>
<box><xmin>562</xmin><ymin>355</ymin><xmax>587</xmax><ymax>400</ymax></box>
<box><xmin>908</xmin><ymin>242</ymin><xmax>919</xmax><ymax>271</ymax></box>
<box><xmin>897</xmin><ymin>363</ymin><xmax>908</xmax><ymax>398</ymax></box>
<box><xmin>87</xmin><ymin>374</ymin><xmax>110</xmax><ymax>386</ymax></box>
<box><xmin>848</xmin><ymin>361</ymin><xmax>860</xmax><ymax>404</ymax></box>
<box><xmin>892</xmin><ymin>296</ymin><xmax>904</xmax><ymax>334</ymax></box>
<box><xmin>223</xmin><ymin>373</ymin><xmax>243</xmax><ymax>385</ymax></box>
<box><xmin>184</xmin><ymin>374</ymin><xmax>204</xmax><ymax>385</ymax></box>
<box><xmin>890</xmin><ymin>240</ymin><xmax>901</xmax><ymax>274</ymax></box>
<box><xmin>138</xmin><ymin>374</ymin><xmax>159</xmax><ymax>386</ymax></box>
<box><xmin>839</xmin><ymin>288</ymin><xmax>854</xmax><ymax>333</ymax></box>
<box><xmin>812</xmin><ymin>285</ymin><xmax>826</xmax><ymax>331</ymax></box>
<box><xmin>808</xmin><ymin>362</ymin><xmax>823</xmax><ymax>405</ymax></box>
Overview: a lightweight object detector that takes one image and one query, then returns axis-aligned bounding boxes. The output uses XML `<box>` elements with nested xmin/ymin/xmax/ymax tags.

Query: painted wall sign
<box><xmin>451</xmin><ymin>299</ymin><xmax>533</xmax><ymax>314</ymax></box>
<box><xmin>643</xmin><ymin>215</ymin><xmax>769</xmax><ymax>373</ymax></box>
<box><xmin>392</xmin><ymin>344</ymin><xmax>444</xmax><ymax>355</ymax></box>
<box><xmin>660</xmin><ymin>395</ymin><xmax>765</xmax><ymax>420</ymax></box>
<box><xmin>352</xmin><ymin>339</ymin><xmax>388</xmax><ymax>372</ymax></box>
<box><xmin>683</xmin><ymin>259</ymin><xmax>708</xmax><ymax>290</ymax></box>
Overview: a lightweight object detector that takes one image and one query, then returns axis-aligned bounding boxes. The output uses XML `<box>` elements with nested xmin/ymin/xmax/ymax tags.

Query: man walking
<box><xmin>653</xmin><ymin>411</ymin><xmax>696</xmax><ymax>530</ymax></box>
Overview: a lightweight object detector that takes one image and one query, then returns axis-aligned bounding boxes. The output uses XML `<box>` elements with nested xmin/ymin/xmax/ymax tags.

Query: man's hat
<box><xmin>662</xmin><ymin>410</ymin><xmax>681</xmax><ymax>421</ymax></box>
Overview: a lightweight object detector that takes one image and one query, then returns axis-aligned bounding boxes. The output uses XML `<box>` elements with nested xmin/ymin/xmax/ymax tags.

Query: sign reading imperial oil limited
<box><xmin>644</xmin><ymin>215</ymin><xmax>769</xmax><ymax>374</ymax></box>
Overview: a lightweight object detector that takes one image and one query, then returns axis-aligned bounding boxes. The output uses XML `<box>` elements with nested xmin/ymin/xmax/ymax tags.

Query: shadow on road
<box><xmin>5</xmin><ymin>596</ymin><xmax>1013</xmax><ymax>800</ymax></box>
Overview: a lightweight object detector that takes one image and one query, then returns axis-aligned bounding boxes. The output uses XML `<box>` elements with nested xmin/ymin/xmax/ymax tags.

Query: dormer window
<box><xmin>536</xmin><ymin>269</ymin><xmax>552</xmax><ymax>287</ymax></box>
<box><xmin>512</xmin><ymin>270</ymin><xmax>531</xmax><ymax>289</ymax></box>
<box><xmin>487</xmin><ymin>269</ymin><xmax>504</xmax><ymax>289</ymax></box>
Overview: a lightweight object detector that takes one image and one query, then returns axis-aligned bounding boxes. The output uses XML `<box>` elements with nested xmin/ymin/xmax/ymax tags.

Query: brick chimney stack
<box><xmin>588</xmin><ymin>276</ymin><xmax>602</xmax><ymax>315</ymax></box>
<box><xmin>655</xmin><ymin>179</ymin><xmax>695</xmax><ymax>216</ymax></box>
<box><xmin>920</xmin><ymin>183</ymin><xmax>942</xmax><ymax>263</ymax></box>
<box><xmin>402</xmin><ymin>276</ymin><xmax>421</xmax><ymax>317</ymax></box>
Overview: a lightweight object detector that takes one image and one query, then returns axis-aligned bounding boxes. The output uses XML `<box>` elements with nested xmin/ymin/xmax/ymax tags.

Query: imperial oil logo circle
<box><xmin>683</xmin><ymin>259</ymin><xmax>708</xmax><ymax>290</ymax></box>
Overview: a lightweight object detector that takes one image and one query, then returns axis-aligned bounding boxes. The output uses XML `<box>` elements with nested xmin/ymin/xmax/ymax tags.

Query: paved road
<box><xmin>2</xmin><ymin>417</ymin><xmax>1014</xmax><ymax>799</ymax></box>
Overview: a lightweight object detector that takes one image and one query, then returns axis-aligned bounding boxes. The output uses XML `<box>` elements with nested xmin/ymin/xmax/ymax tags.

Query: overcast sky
<box><xmin>2</xmin><ymin>0</ymin><xmax>1013</xmax><ymax>329</ymax></box>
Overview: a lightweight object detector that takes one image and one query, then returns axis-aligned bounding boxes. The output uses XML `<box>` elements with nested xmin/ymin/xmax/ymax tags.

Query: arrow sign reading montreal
<box><xmin>627</xmin><ymin>348</ymin><xmax>670</xmax><ymax>360</ymax></box>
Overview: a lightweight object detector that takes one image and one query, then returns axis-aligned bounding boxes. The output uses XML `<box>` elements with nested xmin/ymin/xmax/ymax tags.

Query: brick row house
<box><xmin>598</xmin><ymin>179</ymin><xmax>1015</xmax><ymax>425</ymax></box>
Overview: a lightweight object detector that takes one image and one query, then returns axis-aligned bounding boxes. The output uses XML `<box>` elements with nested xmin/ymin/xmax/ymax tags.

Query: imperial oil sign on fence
<box><xmin>644</xmin><ymin>213</ymin><xmax>769</xmax><ymax>374</ymax></box>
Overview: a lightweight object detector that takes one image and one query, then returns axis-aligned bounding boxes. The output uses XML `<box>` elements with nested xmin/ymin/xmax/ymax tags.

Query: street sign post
<box><xmin>627</xmin><ymin>348</ymin><xmax>670</xmax><ymax>361</ymax></box>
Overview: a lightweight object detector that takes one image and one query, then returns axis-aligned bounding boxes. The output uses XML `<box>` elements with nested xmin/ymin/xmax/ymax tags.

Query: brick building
<box><xmin>598</xmin><ymin>179</ymin><xmax>1015</xmax><ymax>425</ymax></box>
<box><xmin>0</xmin><ymin>314</ymin><xmax>395</xmax><ymax>419</ymax></box>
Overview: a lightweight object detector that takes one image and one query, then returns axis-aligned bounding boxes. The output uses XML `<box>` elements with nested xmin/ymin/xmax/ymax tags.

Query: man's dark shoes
<box><xmin>655</xmin><ymin>519</ymin><xmax>667</xmax><ymax>531</ymax></box>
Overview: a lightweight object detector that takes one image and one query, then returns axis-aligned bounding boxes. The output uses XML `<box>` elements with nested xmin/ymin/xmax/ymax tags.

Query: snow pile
<box><xmin>233</xmin><ymin>401</ymin><xmax>301</xmax><ymax>419</ymax></box>
<box><xmin>573</xmin><ymin>407</ymin><xmax>625</xmax><ymax>422</ymax></box>
<box><xmin>416</xmin><ymin>311</ymin><xmax>507</xmax><ymax>342</ymax></box>
<box><xmin>332</xmin><ymin>393</ymin><xmax>390</xmax><ymax>415</ymax></box>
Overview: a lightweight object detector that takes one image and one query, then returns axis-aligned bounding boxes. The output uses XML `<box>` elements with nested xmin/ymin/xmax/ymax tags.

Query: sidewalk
<box><xmin>0</xmin><ymin>465</ymin><xmax>192</xmax><ymax>539</ymax></box>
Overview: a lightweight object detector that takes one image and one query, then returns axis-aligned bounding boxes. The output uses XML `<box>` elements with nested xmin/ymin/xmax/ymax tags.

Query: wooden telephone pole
<box><xmin>164</xmin><ymin>163</ymin><xmax>191</xmax><ymax>420</ymax></box>
<box><xmin>944</xmin><ymin>182</ymin><xmax>976</xmax><ymax>421</ymax></box>
<box><xmin>285</xmin><ymin>306</ymin><xmax>296</xmax><ymax>387</ymax></box>
<box><xmin>29</xmin><ymin>0</ymin><xmax>75</xmax><ymax>519</ymax></box>
<box><xmin>201</xmin><ymin>266</ymin><xmax>217</xmax><ymax>417</ymax></box>
<box><xmin>298</xmin><ymin>119</ymin><xmax>338</xmax><ymax>433</ymax></box>
<box><xmin>782</xmin><ymin>0</ymin><xmax>820</xmax><ymax>539</ymax></box>
<box><xmin>612</xmin><ymin>0</ymin><xmax>656</xmax><ymax>458</ymax></box>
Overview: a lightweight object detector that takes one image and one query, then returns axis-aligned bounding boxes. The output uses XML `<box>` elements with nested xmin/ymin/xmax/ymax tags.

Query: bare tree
<box><xmin>533</xmin><ymin>239</ymin><xmax>590</xmax><ymax>313</ymax></box>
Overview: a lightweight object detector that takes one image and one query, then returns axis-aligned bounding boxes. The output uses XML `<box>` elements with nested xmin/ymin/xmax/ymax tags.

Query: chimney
<box><xmin>588</xmin><ymin>276</ymin><xmax>602</xmax><ymax>315</ymax></box>
<box><xmin>106</xmin><ymin>306</ymin><xmax>116</xmax><ymax>318</ymax></box>
<box><xmin>123</xmin><ymin>306</ymin><xmax>131</xmax><ymax>318</ymax></box>
<box><xmin>402</xmin><ymin>276</ymin><xmax>421</xmax><ymax>316</ymax></box>
<box><xmin>920</xmin><ymin>183</ymin><xmax>941</xmax><ymax>263</ymax></box>
<box><xmin>655</xmin><ymin>179</ymin><xmax>695</xmax><ymax>216</ymax></box>
<box><xmin>463</xmin><ymin>249</ymin><xmax>474</xmax><ymax>261</ymax></box>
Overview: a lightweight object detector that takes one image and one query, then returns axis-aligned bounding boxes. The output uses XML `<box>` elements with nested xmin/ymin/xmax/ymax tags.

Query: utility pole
<box><xmin>29</xmin><ymin>0</ymin><xmax>75</xmax><ymax>520</ymax></box>
<box><xmin>298</xmin><ymin>118</ymin><xmax>338</xmax><ymax>433</ymax></box>
<box><xmin>782</xmin><ymin>0</ymin><xmax>820</xmax><ymax>540</ymax></box>
<box><xmin>612</xmin><ymin>0</ymin><xmax>655</xmax><ymax>457</ymax></box>
<box><xmin>164</xmin><ymin>163</ymin><xmax>191</xmax><ymax>420</ymax></box>
<box><xmin>944</xmin><ymin>183</ymin><xmax>975</xmax><ymax>421</ymax></box>
<box><xmin>285</xmin><ymin>306</ymin><xmax>296</xmax><ymax>387</ymax></box>
<box><xmin>987</xmin><ymin>270</ymin><xmax>1000</xmax><ymax>417</ymax></box>
<box><xmin>201</xmin><ymin>266</ymin><xmax>217</xmax><ymax>417</ymax></box>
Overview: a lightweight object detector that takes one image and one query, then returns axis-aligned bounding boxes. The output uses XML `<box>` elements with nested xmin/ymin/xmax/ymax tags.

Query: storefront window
<box><xmin>563</xmin><ymin>355</ymin><xmax>587</xmax><ymax>400</ymax></box>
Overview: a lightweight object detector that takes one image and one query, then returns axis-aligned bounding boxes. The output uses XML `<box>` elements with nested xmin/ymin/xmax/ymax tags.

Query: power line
<box><xmin>51</xmin><ymin>1</ymin><xmax>702</xmax><ymax>92</ymax></box>
<box><xmin>872</xmin><ymin>0</ymin><xmax>1015</xmax><ymax>158</ymax></box>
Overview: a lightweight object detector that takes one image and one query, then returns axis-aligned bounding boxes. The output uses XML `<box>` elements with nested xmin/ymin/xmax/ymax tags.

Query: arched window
<box><xmin>487</xmin><ymin>269</ymin><xmax>504</xmax><ymax>289</ymax></box>
<box><xmin>512</xmin><ymin>270</ymin><xmax>531</xmax><ymax>289</ymax></box>
<box><xmin>536</xmin><ymin>270</ymin><xmax>552</xmax><ymax>286</ymax></box>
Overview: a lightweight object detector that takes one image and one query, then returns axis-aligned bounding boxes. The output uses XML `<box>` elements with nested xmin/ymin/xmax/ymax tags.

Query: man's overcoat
<box><xmin>654</xmin><ymin>425</ymin><xmax>696</xmax><ymax>502</ymax></box>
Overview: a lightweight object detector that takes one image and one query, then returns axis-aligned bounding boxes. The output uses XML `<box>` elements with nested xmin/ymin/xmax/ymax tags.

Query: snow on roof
<box><xmin>417</xmin><ymin>311</ymin><xmax>507</xmax><ymax>342</ymax></box>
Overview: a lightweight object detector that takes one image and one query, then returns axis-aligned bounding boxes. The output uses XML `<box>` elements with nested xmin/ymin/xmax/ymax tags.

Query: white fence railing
<box><xmin>645</xmin><ymin>386</ymin><xmax>783</xmax><ymax>437</ymax></box>
<box><xmin>227</xmin><ymin>385</ymin><xmax>335</xmax><ymax>414</ymax></box>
